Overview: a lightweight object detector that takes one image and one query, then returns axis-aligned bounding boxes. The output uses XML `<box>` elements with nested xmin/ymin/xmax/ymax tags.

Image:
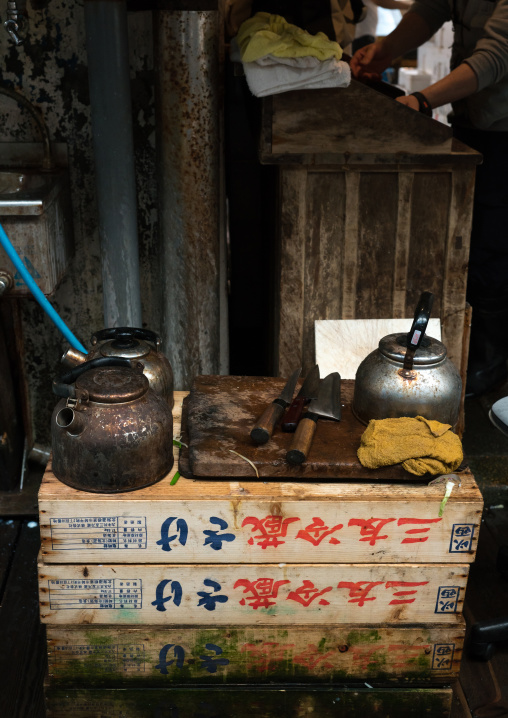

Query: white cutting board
<box><xmin>315</xmin><ymin>318</ymin><xmax>442</xmax><ymax>380</ymax></box>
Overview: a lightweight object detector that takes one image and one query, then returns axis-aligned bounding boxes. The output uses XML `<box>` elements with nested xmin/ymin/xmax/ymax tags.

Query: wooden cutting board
<box><xmin>182</xmin><ymin>375</ymin><xmax>429</xmax><ymax>480</ymax></box>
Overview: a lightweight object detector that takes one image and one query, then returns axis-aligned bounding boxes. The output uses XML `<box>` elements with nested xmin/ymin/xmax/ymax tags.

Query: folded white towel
<box><xmin>243</xmin><ymin>56</ymin><xmax>351</xmax><ymax>97</ymax></box>
<box><xmin>229</xmin><ymin>38</ymin><xmax>351</xmax><ymax>97</ymax></box>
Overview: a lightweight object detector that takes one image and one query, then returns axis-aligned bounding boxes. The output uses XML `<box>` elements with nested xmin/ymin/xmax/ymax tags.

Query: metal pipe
<box><xmin>84</xmin><ymin>0</ymin><xmax>142</xmax><ymax>328</ymax></box>
<box><xmin>155</xmin><ymin>10</ymin><xmax>221</xmax><ymax>389</ymax></box>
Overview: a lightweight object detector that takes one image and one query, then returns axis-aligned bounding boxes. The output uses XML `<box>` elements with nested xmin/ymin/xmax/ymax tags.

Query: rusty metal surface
<box><xmin>352</xmin><ymin>348</ymin><xmax>463</xmax><ymax>426</ymax></box>
<box><xmin>155</xmin><ymin>10</ymin><xmax>221</xmax><ymax>389</ymax></box>
<box><xmin>0</xmin><ymin>7</ymin><xmax>157</xmax><ymax>445</ymax></box>
<box><xmin>51</xmin><ymin>380</ymin><xmax>174</xmax><ymax>493</ymax></box>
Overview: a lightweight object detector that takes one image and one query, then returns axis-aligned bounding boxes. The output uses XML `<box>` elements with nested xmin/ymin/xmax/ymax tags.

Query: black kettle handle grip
<box><xmin>91</xmin><ymin>327</ymin><xmax>160</xmax><ymax>349</ymax></box>
<box><xmin>403</xmin><ymin>291</ymin><xmax>434</xmax><ymax>372</ymax></box>
<box><xmin>52</xmin><ymin>357</ymin><xmax>132</xmax><ymax>398</ymax></box>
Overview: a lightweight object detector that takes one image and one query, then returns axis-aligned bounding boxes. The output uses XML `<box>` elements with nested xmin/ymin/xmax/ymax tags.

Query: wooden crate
<box><xmin>259</xmin><ymin>86</ymin><xmax>481</xmax><ymax>380</ymax></box>
<box><xmin>44</xmin><ymin>685</ymin><xmax>454</xmax><ymax>717</ymax></box>
<box><xmin>38</xmin><ymin>562</ymin><xmax>468</xmax><ymax>626</ymax></box>
<box><xmin>46</xmin><ymin>623</ymin><xmax>464</xmax><ymax>687</ymax></box>
<box><xmin>39</xmin><ymin>394</ymin><xmax>483</xmax><ymax>566</ymax></box>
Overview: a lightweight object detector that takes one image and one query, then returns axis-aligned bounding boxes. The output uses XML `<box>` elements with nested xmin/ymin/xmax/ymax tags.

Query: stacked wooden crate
<box><xmin>39</xmin><ymin>392</ymin><xmax>482</xmax><ymax>717</ymax></box>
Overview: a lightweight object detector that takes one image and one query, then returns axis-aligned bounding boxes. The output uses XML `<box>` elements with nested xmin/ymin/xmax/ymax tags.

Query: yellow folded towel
<box><xmin>237</xmin><ymin>12</ymin><xmax>343</xmax><ymax>64</ymax></box>
<box><xmin>357</xmin><ymin>416</ymin><xmax>463</xmax><ymax>476</ymax></box>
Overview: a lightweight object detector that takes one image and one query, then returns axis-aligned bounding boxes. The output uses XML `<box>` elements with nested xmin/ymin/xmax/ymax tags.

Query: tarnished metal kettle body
<box><xmin>51</xmin><ymin>357</ymin><xmax>174</xmax><ymax>493</ymax></box>
<box><xmin>62</xmin><ymin>327</ymin><xmax>174</xmax><ymax>408</ymax></box>
<box><xmin>352</xmin><ymin>292</ymin><xmax>462</xmax><ymax>426</ymax></box>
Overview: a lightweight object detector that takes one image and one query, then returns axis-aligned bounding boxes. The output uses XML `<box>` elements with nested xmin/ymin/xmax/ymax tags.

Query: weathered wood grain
<box><xmin>44</xmin><ymin>685</ymin><xmax>454</xmax><ymax>717</ymax></box>
<box><xmin>46</xmin><ymin>623</ymin><xmax>464</xmax><ymax>686</ymax></box>
<box><xmin>268</xmin><ymin>82</ymin><xmax>452</xmax><ymax>158</ymax></box>
<box><xmin>38</xmin><ymin>562</ymin><xmax>469</xmax><ymax>626</ymax></box>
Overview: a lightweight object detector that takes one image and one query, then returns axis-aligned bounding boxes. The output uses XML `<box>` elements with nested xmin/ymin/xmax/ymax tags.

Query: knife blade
<box><xmin>286</xmin><ymin>372</ymin><xmax>341</xmax><ymax>465</ymax></box>
<box><xmin>250</xmin><ymin>367</ymin><xmax>302</xmax><ymax>445</ymax></box>
<box><xmin>281</xmin><ymin>364</ymin><xmax>320</xmax><ymax>432</ymax></box>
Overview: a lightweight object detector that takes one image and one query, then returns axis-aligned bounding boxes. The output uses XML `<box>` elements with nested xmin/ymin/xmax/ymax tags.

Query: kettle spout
<box><xmin>61</xmin><ymin>347</ymin><xmax>88</xmax><ymax>368</ymax></box>
<box><xmin>56</xmin><ymin>406</ymin><xmax>87</xmax><ymax>436</ymax></box>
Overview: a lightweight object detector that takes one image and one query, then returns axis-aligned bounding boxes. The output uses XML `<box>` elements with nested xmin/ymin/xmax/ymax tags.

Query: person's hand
<box><xmin>396</xmin><ymin>94</ymin><xmax>420</xmax><ymax>110</ymax></box>
<box><xmin>350</xmin><ymin>41</ymin><xmax>394</xmax><ymax>80</ymax></box>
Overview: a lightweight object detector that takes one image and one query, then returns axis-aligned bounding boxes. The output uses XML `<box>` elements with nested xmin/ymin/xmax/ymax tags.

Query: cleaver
<box><xmin>286</xmin><ymin>372</ymin><xmax>341</xmax><ymax>465</ymax></box>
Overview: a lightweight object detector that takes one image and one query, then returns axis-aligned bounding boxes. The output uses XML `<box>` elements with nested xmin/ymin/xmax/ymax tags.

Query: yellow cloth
<box><xmin>357</xmin><ymin>416</ymin><xmax>463</xmax><ymax>476</ymax></box>
<box><xmin>236</xmin><ymin>12</ymin><xmax>343</xmax><ymax>64</ymax></box>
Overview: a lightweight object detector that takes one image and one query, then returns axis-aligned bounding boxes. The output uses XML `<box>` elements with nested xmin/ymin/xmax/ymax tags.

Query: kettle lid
<box><xmin>99</xmin><ymin>337</ymin><xmax>151</xmax><ymax>360</ymax></box>
<box><xmin>75</xmin><ymin>366</ymin><xmax>149</xmax><ymax>403</ymax></box>
<box><xmin>379</xmin><ymin>333</ymin><xmax>447</xmax><ymax>365</ymax></box>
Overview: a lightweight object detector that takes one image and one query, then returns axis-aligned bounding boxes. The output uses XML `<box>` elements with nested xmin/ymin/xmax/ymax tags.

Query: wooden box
<box><xmin>44</xmin><ymin>685</ymin><xmax>454</xmax><ymax>717</ymax></box>
<box><xmin>38</xmin><ymin>561</ymin><xmax>469</xmax><ymax>626</ymax></box>
<box><xmin>46</xmin><ymin>623</ymin><xmax>464</xmax><ymax>687</ymax></box>
<box><xmin>39</xmin><ymin>394</ymin><xmax>483</xmax><ymax>566</ymax></box>
<box><xmin>259</xmin><ymin>84</ymin><xmax>482</xmax><ymax>380</ymax></box>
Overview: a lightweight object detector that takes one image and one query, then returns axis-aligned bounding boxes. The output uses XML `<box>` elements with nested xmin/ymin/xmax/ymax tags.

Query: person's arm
<box><xmin>397</xmin><ymin>63</ymin><xmax>478</xmax><ymax>110</ymax></box>
<box><xmin>350</xmin><ymin>11</ymin><xmax>434</xmax><ymax>79</ymax></box>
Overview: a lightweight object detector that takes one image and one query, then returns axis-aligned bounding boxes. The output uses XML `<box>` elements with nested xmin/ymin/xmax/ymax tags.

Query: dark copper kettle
<box><xmin>51</xmin><ymin>357</ymin><xmax>174</xmax><ymax>493</ymax></box>
<box><xmin>61</xmin><ymin>327</ymin><xmax>174</xmax><ymax>408</ymax></box>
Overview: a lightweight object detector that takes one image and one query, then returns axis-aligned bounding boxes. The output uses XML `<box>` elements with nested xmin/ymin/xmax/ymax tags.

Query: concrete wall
<box><xmin>0</xmin><ymin>1</ymin><xmax>158</xmax><ymax>444</ymax></box>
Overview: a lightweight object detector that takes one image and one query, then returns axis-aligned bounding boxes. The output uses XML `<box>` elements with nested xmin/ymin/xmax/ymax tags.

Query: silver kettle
<box><xmin>61</xmin><ymin>327</ymin><xmax>174</xmax><ymax>408</ymax></box>
<box><xmin>352</xmin><ymin>292</ymin><xmax>462</xmax><ymax>426</ymax></box>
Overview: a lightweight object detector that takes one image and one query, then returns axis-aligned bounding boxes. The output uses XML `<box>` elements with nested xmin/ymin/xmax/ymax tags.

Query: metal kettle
<box><xmin>51</xmin><ymin>356</ymin><xmax>174</xmax><ymax>493</ymax></box>
<box><xmin>61</xmin><ymin>327</ymin><xmax>174</xmax><ymax>408</ymax></box>
<box><xmin>352</xmin><ymin>292</ymin><xmax>462</xmax><ymax>426</ymax></box>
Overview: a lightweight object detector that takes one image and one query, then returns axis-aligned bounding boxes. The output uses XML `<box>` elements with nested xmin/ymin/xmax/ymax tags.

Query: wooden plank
<box><xmin>269</xmin><ymin>83</ymin><xmax>453</xmax><ymax>159</ymax></box>
<box><xmin>44</xmin><ymin>686</ymin><xmax>454</xmax><ymax>717</ymax></box>
<box><xmin>38</xmin><ymin>562</ymin><xmax>469</xmax><ymax>626</ymax></box>
<box><xmin>46</xmin><ymin>623</ymin><xmax>464</xmax><ymax>687</ymax></box>
<box><xmin>301</xmin><ymin>171</ymin><xmax>345</xmax><ymax>371</ymax></box>
<box><xmin>39</xmin><ymin>392</ymin><xmax>483</xmax><ymax>565</ymax></box>
<box><xmin>393</xmin><ymin>172</ymin><xmax>414</xmax><ymax>317</ymax></box>
<box><xmin>341</xmin><ymin>170</ymin><xmax>360</xmax><ymax>319</ymax></box>
<box><xmin>356</xmin><ymin>173</ymin><xmax>399</xmax><ymax>318</ymax></box>
<box><xmin>441</xmin><ymin>170</ymin><xmax>475</xmax><ymax>370</ymax></box>
<box><xmin>276</xmin><ymin>168</ymin><xmax>307</xmax><ymax>377</ymax></box>
<box><xmin>183</xmin><ymin>376</ymin><xmax>464</xmax><ymax>480</ymax></box>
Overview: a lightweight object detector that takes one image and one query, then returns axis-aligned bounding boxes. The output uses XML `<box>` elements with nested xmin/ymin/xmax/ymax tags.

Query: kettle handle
<box><xmin>52</xmin><ymin>356</ymin><xmax>133</xmax><ymax>398</ymax></box>
<box><xmin>91</xmin><ymin>327</ymin><xmax>161</xmax><ymax>350</ymax></box>
<box><xmin>403</xmin><ymin>291</ymin><xmax>434</xmax><ymax>373</ymax></box>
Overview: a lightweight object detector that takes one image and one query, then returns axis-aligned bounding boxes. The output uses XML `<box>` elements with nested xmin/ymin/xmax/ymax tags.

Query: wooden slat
<box><xmin>46</xmin><ymin>623</ymin><xmax>464</xmax><ymax>687</ymax></box>
<box><xmin>392</xmin><ymin>172</ymin><xmax>415</xmax><ymax>317</ymax></box>
<box><xmin>44</xmin><ymin>686</ymin><xmax>454</xmax><ymax>717</ymax></box>
<box><xmin>441</xmin><ymin>170</ymin><xmax>476</xmax><ymax>370</ymax></box>
<box><xmin>38</xmin><ymin>562</ymin><xmax>469</xmax><ymax>626</ymax></box>
<box><xmin>341</xmin><ymin>171</ymin><xmax>360</xmax><ymax>319</ymax></box>
<box><xmin>276</xmin><ymin>168</ymin><xmax>307</xmax><ymax>377</ymax></box>
<box><xmin>301</xmin><ymin>171</ymin><xmax>345</xmax><ymax>371</ymax></box>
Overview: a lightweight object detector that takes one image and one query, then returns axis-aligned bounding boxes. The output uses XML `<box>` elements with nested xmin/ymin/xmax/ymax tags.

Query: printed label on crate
<box><xmin>48</xmin><ymin>579</ymin><xmax>142</xmax><ymax>610</ymax></box>
<box><xmin>47</xmin><ymin>626</ymin><xmax>461</xmax><ymax>684</ymax></box>
<box><xmin>40</xmin><ymin>565</ymin><xmax>467</xmax><ymax>625</ymax></box>
<box><xmin>41</xmin><ymin>503</ymin><xmax>481</xmax><ymax>563</ymax></box>
<box><xmin>51</xmin><ymin>644</ymin><xmax>146</xmax><ymax>674</ymax></box>
<box><xmin>50</xmin><ymin>517</ymin><xmax>147</xmax><ymax>549</ymax></box>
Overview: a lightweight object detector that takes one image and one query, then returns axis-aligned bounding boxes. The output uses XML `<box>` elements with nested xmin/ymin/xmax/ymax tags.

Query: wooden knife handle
<box><xmin>286</xmin><ymin>416</ymin><xmax>317</xmax><ymax>465</ymax></box>
<box><xmin>281</xmin><ymin>396</ymin><xmax>307</xmax><ymax>432</ymax></box>
<box><xmin>250</xmin><ymin>402</ymin><xmax>285</xmax><ymax>444</ymax></box>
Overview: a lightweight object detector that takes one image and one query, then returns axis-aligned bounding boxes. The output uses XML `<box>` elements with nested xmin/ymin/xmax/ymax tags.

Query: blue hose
<box><xmin>0</xmin><ymin>222</ymin><xmax>88</xmax><ymax>354</ymax></box>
